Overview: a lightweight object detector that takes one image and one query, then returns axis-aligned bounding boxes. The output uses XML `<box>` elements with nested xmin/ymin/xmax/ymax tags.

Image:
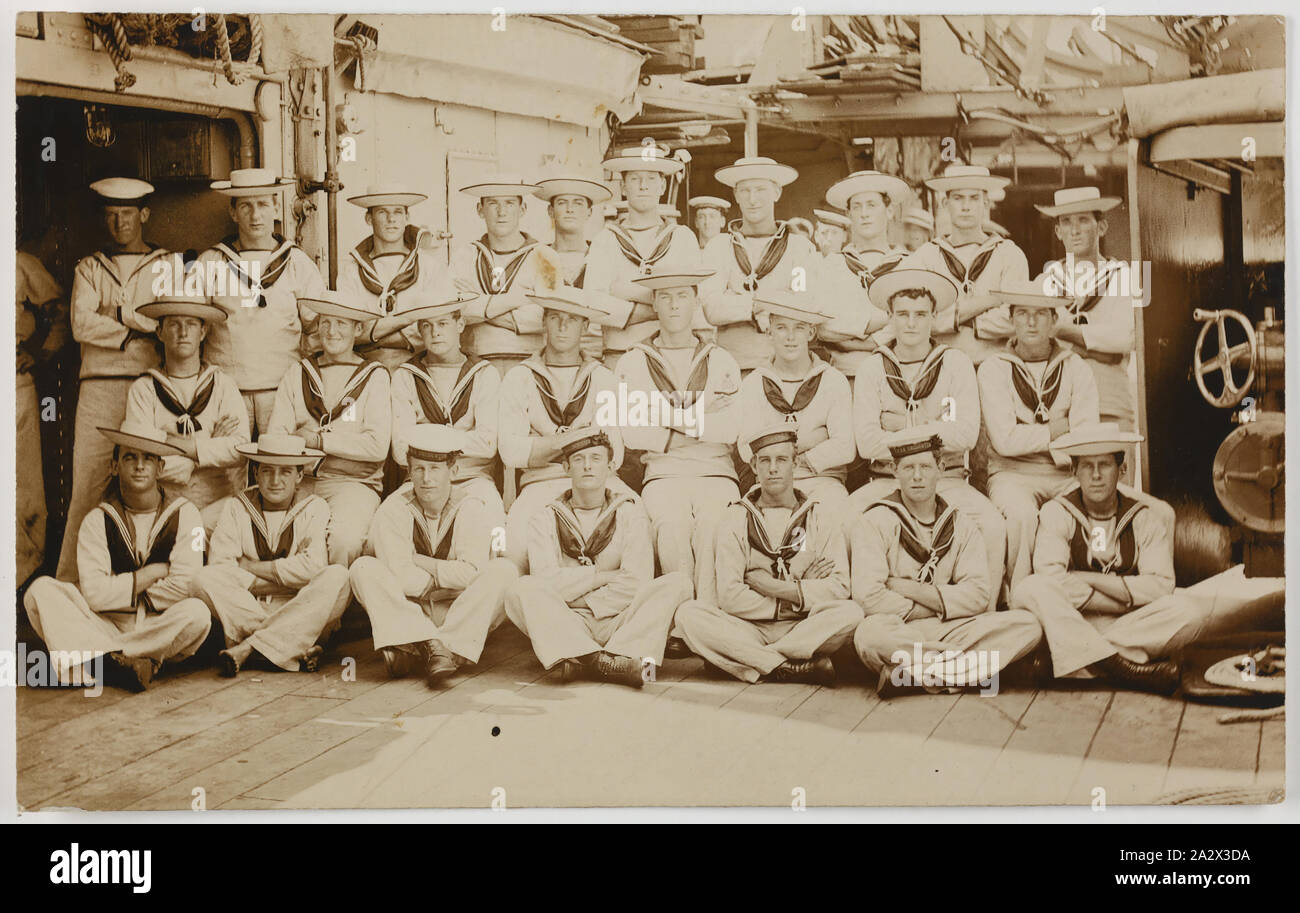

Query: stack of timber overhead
<box><xmin>779</xmin><ymin>51</ymin><xmax>923</xmax><ymax>95</ymax></box>
<box><xmin>609</xmin><ymin>15</ymin><xmax>703</xmax><ymax>74</ymax></box>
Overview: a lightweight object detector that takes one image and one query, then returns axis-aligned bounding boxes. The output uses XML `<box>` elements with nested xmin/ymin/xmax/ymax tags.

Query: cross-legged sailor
<box><xmin>584</xmin><ymin>148</ymin><xmax>703</xmax><ymax>368</ymax></box>
<box><xmin>688</xmin><ymin>195</ymin><xmax>730</xmax><ymax>249</ymax></box>
<box><xmin>125</xmin><ymin>296</ymin><xmax>249</xmax><ymax>530</ymax></box>
<box><xmin>197</xmin><ymin>168</ymin><xmax>327</xmax><ymax>433</ymax></box>
<box><xmin>23</xmin><ymin>422</ymin><xmax>212</xmax><ymax>691</ymax></box>
<box><xmin>265</xmin><ymin>292</ymin><xmax>391</xmax><ymax>567</ymax></box>
<box><xmin>350</xmin><ymin>426</ymin><xmax>520</xmax><ymax>686</ymax></box>
<box><xmin>58</xmin><ymin>178</ymin><xmax>178</xmax><ymax>582</ymax></box>
<box><xmin>817</xmin><ymin>171</ymin><xmax>911</xmax><ymax>379</ymax></box>
<box><xmin>499</xmin><ymin>287</ymin><xmax>629</xmax><ymax>570</ymax></box>
<box><xmin>613</xmin><ymin>265</ymin><xmax>742</xmax><ymax>595</ymax></box>
<box><xmin>902</xmin><ymin>165</ymin><xmax>1029</xmax><ymax>366</ymax></box>
<box><xmin>389</xmin><ymin>294</ymin><xmax>504</xmax><ymax>530</ymax></box>
<box><xmin>700</xmin><ymin>157</ymin><xmax>824</xmax><ymax>372</ymax></box>
<box><xmin>504</xmin><ymin>432</ymin><xmax>692</xmax><ymax>688</ymax></box>
<box><xmin>339</xmin><ymin>184</ymin><xmax>459</xmax><ymax>371</ymax></box>
<box><xmin>193</xmin><ymin>434</ymin><xmax>351</xmax><ymax>677</ymax></box>
<box><xmin>737</xmin><ymin>293</ymin><xmax>854</xmax><ymax>507</ymax></box>
<box><xmin>851</xmin><ymin>432</ymin><xmax>1040</xmax><ymax>696</ymax></box>
<box><xmin>848</xmin><ymin>268</ymin><xmax>1006</xmax><ymax>611</ymax></box>
<box><xmin>674</xmin><ymin>424</ymin><xmax>862</xmax><ymax>684</ymax></box>
<box><xmin>449</xmin><ymin>174</ymin><xmax>567</xmax><ymax>377</ymax></box>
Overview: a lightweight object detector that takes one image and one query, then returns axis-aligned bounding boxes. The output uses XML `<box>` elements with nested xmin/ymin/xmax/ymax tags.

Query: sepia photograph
<box><xmin>5</xmin><ymin>7</ymin><xmax>1290</xmax><ymax>817</ymax></box>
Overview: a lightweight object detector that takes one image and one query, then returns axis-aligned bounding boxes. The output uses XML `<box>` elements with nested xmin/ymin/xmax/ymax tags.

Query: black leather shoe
<box><xmin>664</xmin><ymin>636</ymin><xmax>693</xmax><ymax>660</ymax></box>
<box><xmin>416</xmin><ymin>639</ymin><xmax>459</xmax><ymax>686</ymax></box>
<box><xmin>1090</xmin><ymin>654</ymin><xmax>1180</xmax><ymax>695</ymax></box>
<box><xmin>766</xmin><ymin>656</ymin><xmax>837</xmax><ymax>687</ymax></box>
<box><xmin>594</xmin><ymin>651</ymin><xmax>644</xmax><ymax>689</ymax></box>
<box><xmin>105</xmin><ymin>652</ymin><xmax>157</xmax><ymax>692</ymax></box>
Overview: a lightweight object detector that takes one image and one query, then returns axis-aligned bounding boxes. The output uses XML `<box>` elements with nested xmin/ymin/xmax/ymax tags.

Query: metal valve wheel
<box><xmin>1192</xmin><ymin>308</ymin><xmax>1257</xmax><ymax>408</ymax></box>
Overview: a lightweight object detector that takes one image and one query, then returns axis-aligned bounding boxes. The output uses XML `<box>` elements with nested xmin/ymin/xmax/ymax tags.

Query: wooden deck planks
<box><xmin>1161</xmin><ymin>701</ymin><xmax>1262</xmax><ymax>797</ymax></box>
<box><xmin>1066</xmin><ymin>690</ymin><xmax>1185</xmax><ymax>806</ymax></box>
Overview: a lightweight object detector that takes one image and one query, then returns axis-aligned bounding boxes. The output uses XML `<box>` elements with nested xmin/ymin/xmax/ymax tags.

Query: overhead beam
<box><xmin>769</xmin><ymin>86</ymin><xmax>1126</xmax><ymax>127</ymax></box>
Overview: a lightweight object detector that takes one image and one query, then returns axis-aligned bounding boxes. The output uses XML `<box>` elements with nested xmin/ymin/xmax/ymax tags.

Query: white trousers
<box><xmin>241</xmin><ymin>390</ymin><xmax>278</xmax><ymax>436</ymax></box>
<box><xmin>503</xmin><ymin>476</ymin><xmax>634</xmax><ymax>572</ymax></box>
<box><xmin>23</xmin><ymin>577</ymin><xmax>211</xmax><ymax>681</ymax></box>
<box><xmin>848</xmin><ymin>476</ymin><xmax>1007</xmax><ymax>612</ymax></box>
<box><xmin>504</xmin><ymin>571</ymin><xmax>691</xmax><ymax>670</ymax></box>
<box><xmin>640</xmin><ymin>476</ymin><xmax>738</xmax><ymax>600</ymax></box>
<box><xmin>349</xmin><ymin>556</ymin><xmax>519</xmax><ymax>662</ymax></box>
<box><xmin>853</xmin><ymin>610</ymin><xmax>1041</xmax><ymax>687</ymax></box>
<box><xmin>1010</xmin><ymin>565</ymin><xmax>1284</xmax><ymax>677</ymax></box>
<box><xmin>17</xmin><ymin>378</ymin><xmax>45</xmax><ymax>585</ymax></box>
<box><xmin>193</xmin><ymin>564</ymin><xmax>351</xmax><ymax>671</ymax></box>
<box><xmin>299</xmin><ymin>477</ymin><xmax>381</xmax><ymax>568</ymax></box>
<box><xmin>57</xmin><ymin>378</ymin><xmax>131</xmax><ymax>582</ymax></box>
<box><xmin>676</xmin><ymin>600</ymin><xmax>863</xmax><ymax>683</ymax></box>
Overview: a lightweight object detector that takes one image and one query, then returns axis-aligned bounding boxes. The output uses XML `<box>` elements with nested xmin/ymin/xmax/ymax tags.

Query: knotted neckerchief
<box><xmin>999</xmin><ymin>341</ymin><xmax>1068</xmax><ymax>424</ymax></box>
<box><xmin>148</xmin><ymin>366</ymin><xmax>217</xmax><ymax>435</ymax></box>
<box><xmin>549</xmin><ymin>490</ymin><xmax>629</xmax><ymax>566</ymax></box>
<box><xmin>524</xmin><ymin>358</ymin><xmax>597</xmax><ymax>431</ymax></box>
<box><xmin>349</xmin><ymin>224</ymin><xmax>424</xmax><ymax>314</ymax></box>
<box><xmin>471</xmin><ymin>233</ymin><xmax>539</xmax><ymax>294</ymax></box>
<box><xmin>841</xmin><ymin>247</ymin><xmax>905</xmax><ymax>289</ymax></box>
<box><xmin>299</xmin><ymin>356</ymin><xmax>385</xmax><ymax>428</ymax></box>
<box><xmin>739</xmin><ymin>487</ymin><xmax>818</xmax><ymax>615</ymax></box>
<box><xmin>397</xmin><ymin>355</ymin><xmax>488</xmax><ymax>427</ymax></box>
<box><xmin>406</xmin><ymin>490</ymin><xmax>463</xmax><ymax>561</ymax></box>
<box><xmin>934</xmin><ymin>235</ymin><xmax>1004</xmax><ymax>297</ymax></box>
<box><xmin>1044</xmin><ymin>258</ymin><xmax>1126</xmax><ymax>325</ymax></box>
<box><xmin>877</xmin><ymin>341</ymin><xmax>948</xmax><ymax>420</ymax></box>
<box><xmin>609</xmin><ymin>220</ymin><xmax>677</xmax><ymax>275</ymax></box>
<box><xmin>728</xmin><ymin>219</ymin><xmax>791</xmax><ymax>292</ymax></box>
<box><xmin>870</xmin><ymin>490</ymin><xmax>957</xmax><ymax>584</ymax></box>
<box><xmin>632</xmin><ymin>336</ymin><xmax>713</xmax><ymax>411</ymax></box>
<box><xmin>212</xmin><ymin>235</ymin><xmax>296</xmax><ymax>308</ymax></box>
<box><xmin>100</xmin><ymin>485</ymin><xmax>183</xmax><ymax>621</ymax></box>
<box><xmin>90</xmin><ymin>246</ymin><xmax>169</xmax><ymax>325</ymax></box>
<box><xmin>759</xmin><ymin>359</ymin><xmax>826</xmax><ymax>421</ymax></box>
<box><xmin>1059</xmin><ymin>487</ymin><xmax>1146</xmax><ymax>576</ymax></box>
<box><xmin>235</xmin><ymin>488</ymin><xmax>313</xmax><ymax>561</ymax></box>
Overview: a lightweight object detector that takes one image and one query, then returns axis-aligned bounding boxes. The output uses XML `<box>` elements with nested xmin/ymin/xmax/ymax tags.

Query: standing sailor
<box><xmin>504</xmin><ymin>432</ymin><xmax>691</xmax><ymax>687</ymax></box>
<box><xmin>674</xmin><ymin>425</ymin><xmax>862</xmax><ymax>685</ymax></box>
<box><xmin>124</xmin><ymin>296</ymin><xmax>249</xmax><ymax>530</ymax></box>
<box><xmin>23</xmin><ymin>422</ymin><xmax>212</xmax><ymax>691</ymax></box>
<box><xmin>687</xmin><ymin>196</ymin><xmax>730</xmax><ymax>248</ymax></box>
<box><xmin>902</xmin><ymin>164</ymin><xmax>1029</xmax><ymax>366</ymax></box>
<box><xmin>812</xmin><ymin>208</ymin><xmax>850</xmax><ymax>258</ymax></box>
<box><xmin>338</xmin><ymin>184</ymin><xmax>458</xmax><ymax>371</ymax></box>
<box><xmin>850</xmin><ymin>432</ymin><xmax>1041</xmax><ymax>696</ymax></box>
<box><xmin>901</xmin><ymin>207</ymin><xmax>934</xmax><ymax>253</ymax></box>
<box><xmin>266</xmin><ymin>292</ymin><xmax>391</xmax><ymax>567</ymax></box>
<box><xmin>193</xmin><ymin>435</ymin><xmax>351</xmax><ymax>677</ymax></box>
<box><xmin>699</xmin><ymin>157</ymin><xmax>824</xmax><ymax>373</ymax></box>
<box><xmin>583</xmin><ymin>148</ymin><xmax>702</xmax><ymax>368</ymax></box>
<box><xmin>449</xmin><ymin>174</ymin><xmax>566</xmax><ymax>377</ymax></box>
<box><xmin>349</xmin><ymin>426</ymin><xmax>519</xmax><ymax>685</ymax></box>
<box><xmin>817</xmin><ymin>170</ymin><xmax>911</xmax><ymax>379</ymax></box>
<box><xmin>197</xmin><ymin>168</ymin><xmax>327</xmax><ymax>433</ymax></box>
<box><xmin>58</xmin><ymin>178</ymin><xmax>177</xmax><ymax>582</ymax></box>
<box><xmin>533</xmin><ymin>174</ymin><xmax>612</xmax><ymax>362</ymax></box>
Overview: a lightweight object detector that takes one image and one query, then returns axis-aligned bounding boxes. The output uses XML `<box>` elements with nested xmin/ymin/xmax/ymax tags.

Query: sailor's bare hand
<box><xmin>212</xmin><ymin>415</ymin><xmax>241</xmax><ymax>438</ymax></box>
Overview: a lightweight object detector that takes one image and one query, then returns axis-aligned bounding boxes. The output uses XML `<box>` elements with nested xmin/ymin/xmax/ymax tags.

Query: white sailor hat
<box><xmin>1035</xmin><ymin>186</ymin><xmax>1122</xmax><ymax>219</ymax></box>
<box><xmin>347</xmin><ymin>184</ymin><xmax>428</xmax><ymax>209</ymax></box>
<box><xmin>925</xmin><ymin>164</ymin><xmax>1010</xmax><ymax>194</ymax></box>
<box><xmin>137</xmin><ymin>295</ymin><xmax>229</xmax><ymax>324</ymax></box>
<box><xmin>990</xmin><ymin>279</ymin><xmax>1071</xmax><ymax>310</ymax></box>
<box><xmin>1052</xmin><ymin>422</ymin><xmax>1144</xmax><ymax>457</ymax></box>
<box><xmin>755</xmin><ymin>289</ymin><xmax>833</xmax><ymax>326</ymax></box>
<box><xmin>602</xmin><ymin>145</ymin><xmax>683</xmax><ymax>177</ymax></box>
<box><xmin>298</xmin><ymin>290</ymin><xmax>382</xmax><ymax>323</ymax></box>
<box><xmin>526</xmin><ymin>285</ymin><xmax>610</xmax><ymax>322</ymax></box>
<box><xmin>825</xmin><ymin>170</ymin><xmax>909</xmax><ymax>211</ymax></box>
<box><xmin>236</xmin><ymin>433</ymin><xmax>325</xmax><ymax>467</ymax></box>
<box><xmin>745</xmin><ymin>423</ymin><xmax>799</xmax><ymax>455</ymax></box>
<box><xmin>406</xmin><ymin>425</ymin><xmax>470</xmax><ymax>464</ymax></box>
<box><xmin>90</xmin><ymin>177</ymin><xmax>155</xmax><ymax>206</ymax></box>
<box><xmin>99</xmin><ymin>420</ymin><xmax>187</xmax><ymax>458</ymax></box>
<box><xmin>532</xmin><ymin>177</ymin><xmax>613</xmax><ymax>205</ymax></box>
<box><xmin>558</xmin><ymin>429</ymin><xmax>613</xmax><ymax>461</ymax></box>
<box><xmin>867</xmin><ymin>268</ymin><xmax>959</xmax><ymax>313</ymax></box>
<box><xmin>211</xmin><ymin>167</ymin><xmax>295</xmax><ymax>197</ymax></box>
<box><xmin>984</xmin><ymin>219</ymin><xmax>1010</xmax><ymax>238</ymax></box>
<box><xmin>659</xmin><ymin>204</ymin><xmax>682</xmax><ymax>220</ymax></box>
<box><xmin>902</xmin><ymin>207</ymin><xmax>934</xmax><ymax>232</ymax></box>
<box><xmin>813</xmin><ymin>209</ymin><xmax>850</xmax><ymax>229</ymax></box>
<box><xmin>713</xmin><ymin>156</ymin><xmax>798</xmax><ymax>188</ymax></box>
<box><xmin>632</xmin><ymin>264</ymin><xmax>715</xmax><ymax>291</ymax></box>
<box><xmin>458</xmin><ymin>174</ymin><xmax>540</xmax><ymax>199</ymax></box>
<box><xmin>391</xmin><ymin>292</ymin><xmax>480</xmax><ymax>327</ymax></box>
<box><xmin>887</xmin><ymin>429</ymin><xmax>945</xmax><ymax>461</ymax></box>
<box><xmin>688</xmin><ymin>195</ymin><xmax>731</xmax><ymax>212</ymax></box>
